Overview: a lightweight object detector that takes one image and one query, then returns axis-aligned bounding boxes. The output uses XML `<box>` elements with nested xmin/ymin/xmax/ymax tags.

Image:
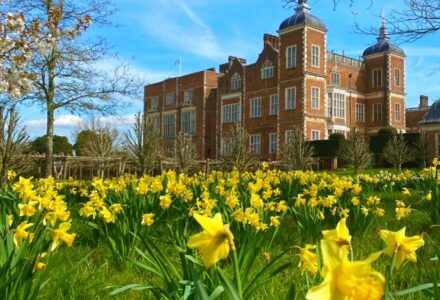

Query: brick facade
<box><xmin>144</xmin><ymin>1</ymin><xmax>408</xmax><ymax>161</ymax></box>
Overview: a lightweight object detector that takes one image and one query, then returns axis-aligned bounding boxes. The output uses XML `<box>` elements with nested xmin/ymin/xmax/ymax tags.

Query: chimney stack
<box><xmin>420</xmin><ymin>95</ymin><xmax>429</xmax><ymax>108</ymax></box>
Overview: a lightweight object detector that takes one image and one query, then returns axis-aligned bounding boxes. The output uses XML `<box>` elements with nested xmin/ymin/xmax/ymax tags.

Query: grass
<box><xmin>39</xmin><ymin>200</ymin><xmax>440</xmax><ymax>299</ymax></box>
<box><xmin>7</xmin><ymin>169</ymin><xmax>436</xmax><ymax>299</ymax></box>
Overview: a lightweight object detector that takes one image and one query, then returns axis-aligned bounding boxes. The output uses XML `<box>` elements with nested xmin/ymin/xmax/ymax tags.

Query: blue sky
<box><xmin>21</xmin><ymin>0</ymin><xmax>440</xmax><ymax>141</ymax></box>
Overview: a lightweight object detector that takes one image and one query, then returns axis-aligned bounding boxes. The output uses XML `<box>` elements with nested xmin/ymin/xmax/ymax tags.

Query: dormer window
<box><xmin>231</xmin><ymin>73</ymin><xmax>241</xmax><ymax>90</ymax></box>
<box><xmin>261</xmin><ymin>60</ymin><xmax>274</xmax><ymax>79</ymax></box>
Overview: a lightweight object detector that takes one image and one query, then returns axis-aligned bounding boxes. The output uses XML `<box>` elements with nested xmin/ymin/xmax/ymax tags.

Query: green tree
<box><xmin>31</xmin><ymin>135</ymin><xmax>73</xmax><ymax>155</ymax></box>
<box><xmin>74</xmin><ymin>130</ymin><xmax>97</xmax><ymax>156</ymax></box>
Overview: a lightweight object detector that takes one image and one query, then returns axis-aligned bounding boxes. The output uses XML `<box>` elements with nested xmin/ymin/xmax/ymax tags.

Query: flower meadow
<box><xmin>1</xmin><ymin>162</ymin><xmax>440</xmax><ymax>299</ymax></box>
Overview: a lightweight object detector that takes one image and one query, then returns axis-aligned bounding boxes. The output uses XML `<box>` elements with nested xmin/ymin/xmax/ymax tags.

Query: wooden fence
<box><xmin>24</xmin><ymin>155</ymin><xmax>339</xmax><ymax>180</ymax></box>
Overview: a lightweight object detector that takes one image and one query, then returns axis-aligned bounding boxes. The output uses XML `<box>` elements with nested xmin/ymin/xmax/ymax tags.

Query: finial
<box><xmin>380</xmin><ymin>9</ymin><xmax>385</xmax><ymax>28</ymax></box>
<box><xmin>377</xmin><ymin>9</ymin><xmax>390</xmax><ymax>42</ymax></box>
<box><xmin>296</xmin><ymin>0</ymin><xmax>311</xmax><ymax>12</ymax></box>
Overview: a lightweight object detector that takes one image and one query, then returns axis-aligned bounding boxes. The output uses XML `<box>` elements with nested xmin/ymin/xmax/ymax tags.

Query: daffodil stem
<box><xmin>232</xmin><ymin>249</ymin><xmax>243</xmax><ymax>299</ymax></box>
<box><xmin>386</xmin><ymin>250</ymin><xmax>398</xmax><ymax>298</ymax></box>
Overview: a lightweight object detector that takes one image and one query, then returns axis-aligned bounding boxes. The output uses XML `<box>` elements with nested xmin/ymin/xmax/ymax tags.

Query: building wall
<box><xmin>144</xmin><ymin>18</ymin><xmax>408</xmax><ymax>161</ymax></box>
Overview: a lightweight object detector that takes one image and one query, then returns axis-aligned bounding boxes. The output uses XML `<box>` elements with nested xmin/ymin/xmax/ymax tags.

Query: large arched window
<box><xmin>261</xmin><ymin>60</ymin><xmax>274</xmax><ymax>79</ymax></box>
<box><xmin>230</xmin><ymin>73</ymin><xmax>241</xmax><ymax>90</ymax></box>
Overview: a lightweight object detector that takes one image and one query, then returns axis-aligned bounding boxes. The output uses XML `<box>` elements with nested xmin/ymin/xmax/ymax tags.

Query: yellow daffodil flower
<box><xmin>187</xmin><ymin>213</ymin><xmax>234</xmax><ymax>268</ymax></box>
<box><xmin>425</xmin><ymin>192</ymin><xmax>432</xmax><ymax>201</ymax></box>
<box><xmin>7</xmin><ymin>215</ymin><xmax>14</xmax><ymax>227</ymax></box>
<box><xmin>14</xmin><ymin>221</ymin><xmax>34</xmax><ymax>247</ymax></box>
<box><xmin>306</xmin><ymin>240</ymin><xmax>384</xmax><ymax>300</ymax></box>
<box><xmin>297</xmin><ymin>244</ymin><xmax>318</xmax><ymax>276</ymax></box>
<box><xmin>51</xmin><ymin>221</ymin><xmax>77</xmax><ymax>251</ymax></box>
<box><xmin>141</xmin><ymin>213</ymin><xmax>155</xmax><ymax>226</ymax></box>
<box><xmin>159</xmin><ymin>195</ymin><xmax>172</xmax><ymax>209</ymax></box>
<box><xmin>380</xmin><ymin>227</ymin><xmax>424</xmax><ymax>269</ymax></box>
<box><xmin>322</xmin><ymin>218</ymin><xmax>351</xmax><ymax>246</ymax></box>
<box><xmin>402</xmin><ymin>188</ymin><xmax>411</xmax><ymax>196</ymax></box>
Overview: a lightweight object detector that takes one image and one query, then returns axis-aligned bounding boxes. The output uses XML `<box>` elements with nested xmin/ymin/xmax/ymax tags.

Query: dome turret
<box><xmin>279</xmin><ymin>0</ymin><xmax>326</xmax><ymax>31</ymax></box>
<box><xmin>363</xmin><ymin>15</ymin><xmax>405</xmax><ymax>56</ymax></box>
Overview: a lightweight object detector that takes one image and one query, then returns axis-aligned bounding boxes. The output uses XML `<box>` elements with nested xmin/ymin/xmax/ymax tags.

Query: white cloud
<box><xmin>140</xmin><ymin>0</ymin><xmax>225</xmax><ymax>60</ymax></box>
<box><xmin>25</xmin><ymin>115</ymin><xmax>83</xmax><ymax>128</ymax></box>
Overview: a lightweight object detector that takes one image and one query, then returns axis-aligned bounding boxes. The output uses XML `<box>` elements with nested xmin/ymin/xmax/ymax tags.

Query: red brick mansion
<box><xmin>144</xmin><ymin>0</ymin><xmax>407</xmax><ymax>160</ymax></box>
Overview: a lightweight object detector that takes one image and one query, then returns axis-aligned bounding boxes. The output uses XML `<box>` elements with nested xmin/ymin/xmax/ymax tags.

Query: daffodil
<box><xmin>187</xmin><ymin>213</ymin><xmax>234</xmax><ymax>268</ymax></box>
<box><xmin>159</xmin><ymin>195</ymin><xmax>172</xmax><ymax>209</ymax></box>
<box><xmin>306</xmin><ymin>240</ymin><xmax>384</xmax><ymax>300</ymax></box>
<box><xmin>51</xmin><ymin>221</ymin><xmax>77</xmax><ymax>251</ymax></box>
<box><xmin>380</xmin><ymin>227</ymin><xmax>424</xmax><ymax>269</ymax></box>
<box><xmin>322</xmin><ymin>218</ymin><xmax>351</xmax><ymax>246</ymax></box>
<box><xmin>425</xmin><ymin>192</ymin><xmax>432</xmax><ymax>201</ymax></box>
<box><xmin>14</xmin><ymin>221</ymin><xmax>34</xmax><ymax>247</ymax></box>
<box><xmin>297</xmin><ymin>244</ymin><xmax>318</xmax><ymax>276</ymax></box>
<box><xmin>141</xmin><ymin>213</ymin><xmax>155</xmax><ymax>226</ymax></box>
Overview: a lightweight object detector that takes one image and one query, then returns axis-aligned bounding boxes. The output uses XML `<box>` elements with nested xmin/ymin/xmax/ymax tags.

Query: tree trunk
<box><xmin>45</xmin><ymin>105</ymin><xmax>54</xmax><ymax>176</ymax></box>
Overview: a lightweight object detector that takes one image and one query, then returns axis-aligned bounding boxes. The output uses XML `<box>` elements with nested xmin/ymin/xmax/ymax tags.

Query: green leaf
<box><xmin>209</xmin><ymin>286</ymin><xmax>224</xmax><ymax>300</ymax></box>
<box><xmin>217</xmin><ymin>268</ymin><xmax>240</xmax><ymax>300</ymax></box>
<box><xmin>394</xmin><ymin>283</ymin><xmax>434</xmax><ymax>297</ymax></box>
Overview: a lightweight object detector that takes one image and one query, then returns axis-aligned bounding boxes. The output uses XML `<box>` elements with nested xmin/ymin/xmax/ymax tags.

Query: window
<box><xmin>222</xmin><ymin>103</ymin><xmax>241</xmax><ymax>123</ymax></box>
<box><xmin>250</xmin><ymin>98</ymin><xmax>262</xmax><ymax>118</ymax></box>
<box><xmin>151</xmin><ymin>96</ymin><xmax>159</xmax><ymax>111</ymax></box>
<box><xmin>395</xmin><ymin>103</ymin><xmax>401</xmax><ymax>121</ymax></box>
<box><xmin>269</xmin><ymin>133</ymin><xmax>278</xmax><ymax>154</ymax></box>
<box><xmin>249</xmin><ymin>135</ymin><xmax>261</xmax><ymax>154</ymax></box>
<box><xmin>285</xmin><ymin>130</ymin><xmax>294</xmax><ymax>143</ymax></box>
<box><xmin>356</xmin><ymin>103</ymin><xmax>365</xmax><ymax>122</ymax></box>
<box><xmin>222</xmin><ymin>138</ymin><xmax>232</xmax><ymax>155</ymax></box>
<box><xmin>163</xmin><ymin>114</ymin><xmax>176</xmax><ymax>137</ymax></box>
<box><xmin>372</xmin><ymin>69</ymin><xmax>382</xmax><ymax>87</ymax></box>
<box><xmin>395</xmin><ymin>69</ymin><xmax>401</xmax><ymax>87</ymax></box>
<box><xmin>182</xmin><ymin>110</ymin><xmax>196</xmax><ymax>134</ymax></box>
<box><xmin>270</xmin><ymin>94</ymin><xmax>279</xmax><ymax>115</ymax></box>
<box><xmin>166</xmin><ymin>92</ymin><xmax>175</xmax><ymax>105</ymax></box>
<box><xmin>184</xmin><ymin>89</ymin><xmax>194</xmax><ymax>105</ymax></box>
<box><xmin>286</xmin><ymin>46</ymin><xmax>297</xmax><ymax>68</ymax></box>
<box><xmin>261</xmin><ymin>60</ymin><xmax>274</xmax><ymax>79</ymax></box>
<box><xmin>150</xmin><ymin>115</ymin><xmax>161</xmax><ymax>129</ymax></box>
<box><xmin>311</xmin><ymin>87</ymin><xmax>320</xmax><ymax>109</ymax></box>
<box><xmin>373</xmin><ymin>103</ymin><xmax>383</xmax><ymax>121</ymax></box>
<box><xmin>331</xmin><ymin>73</ymin><xmax>340</xmax><ymax>85</ymax></box>
<box><xmin>327</xmin><ymin>93</ymin><xmax>332</xmax><ymax>117</ymax></box>
<box><xmin>312</xmin><ymin>130</ymin><xmax>320</xmax><ymax>141</ymax></box>
<box><xmin>231</xmin><ymin>73</ymin><xmax>241</xmax><ymax>90</ymax></box>
<box><xmin>286</xmin><ymin>87</ymin><xmax>296</xmax><ymax>110</ymax></box>
<box><xmin>312</xmin><ymin>45</ymin><xmax>320</xmax><ymax>67</ymax></box>
<box><xmin>333</xmin><ymin>93</ymin><xmax>345</xmax><ymax>119</ymax></box>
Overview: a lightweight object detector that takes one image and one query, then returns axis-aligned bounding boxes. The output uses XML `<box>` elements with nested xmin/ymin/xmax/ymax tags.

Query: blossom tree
<box><xmin>3</xmin><ymin>0</ymin><xmax>140</xmax><ymax>176</ymax></box>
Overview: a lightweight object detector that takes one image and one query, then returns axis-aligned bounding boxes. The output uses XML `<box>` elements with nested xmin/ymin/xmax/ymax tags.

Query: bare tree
<box><xmin>382</xmin><ymin>133</ymin><xmax>414</xmax><ymax>172</ymax></box>
<box><xmin>124</xmin><ymin>114</ymin><xmax>161</xmax><ymax>175</ymax></box>
<box><xmin>339</xmin><ymin>128</ymin><xmax>371</xmax><ymax>175</ymax></box>
<box><xmin>283</xmin><ymin>127</ymin><xmax>314</xmax><ymax>171</ymax></box>
<box><xmin>77</xmin><ymin>118</ymin><xmax>119</xmax><ymax>178</ymax></box>
<box><xmin>3</xmin><ymin>0</ymin><xmax>140</xmax><ymax>176</ymax></box>
<box><xmin>174</xmin><ymin>132</ymin><xmax>197</xmax><ymax>174</ymax></box>
<box><xmin>283</xmin><ymin>0</ymin><xmax>440</xmax><ymax>42</ymax></box>
<box><xmin>219</xmin><ymin>124</ymin><xmax>254</xmax><ymax>172</ymax></box>
<box><xmin>0</xmin><ymin>106</ymin><xmax>30</xmax><ymax>183</ymax></box>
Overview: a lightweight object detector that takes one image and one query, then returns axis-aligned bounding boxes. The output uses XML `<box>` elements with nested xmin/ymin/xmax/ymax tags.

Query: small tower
<box><xmin>278</xmin><ymin>0</ymin><xmax>328</xmax><ymax>141</ymax></box>
<box><xmin>363</xmin><ymin>14</ymin><xmax>406</xmax><ymax>132</ymax></box>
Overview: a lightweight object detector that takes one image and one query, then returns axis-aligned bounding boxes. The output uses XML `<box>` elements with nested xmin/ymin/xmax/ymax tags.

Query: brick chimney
<box><xmin>264</xmin><ymin>34</ymin><xmax>279</xmax><ymax>50</ymax></box>
<box><xmin>420</xmin><ymin>95</ymin><xmax>429</xmax><ymax>108</ymax></box>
